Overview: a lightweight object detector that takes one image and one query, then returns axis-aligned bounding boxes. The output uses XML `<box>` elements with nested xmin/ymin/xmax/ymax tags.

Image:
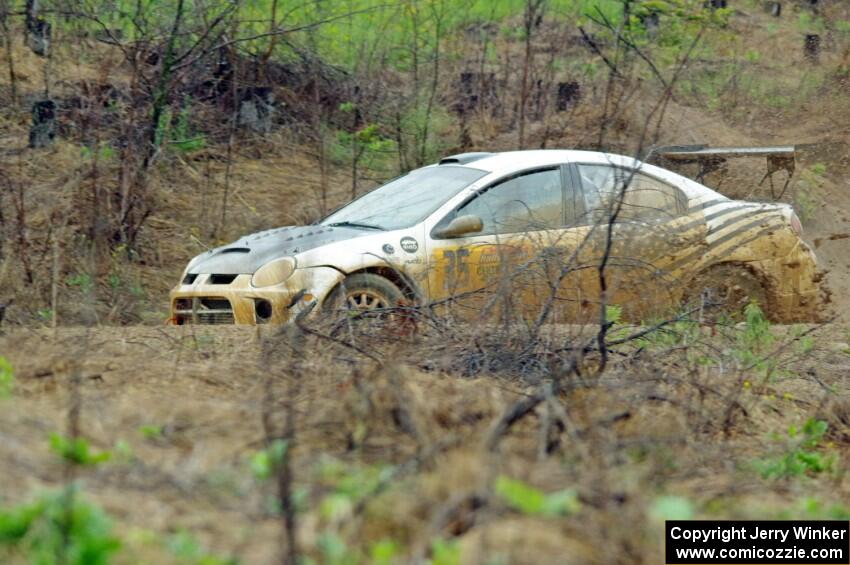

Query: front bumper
<box><xmin>168</xmin><ymin>267</ymin><xmax>343</xmax><ymax>325</ymax></box>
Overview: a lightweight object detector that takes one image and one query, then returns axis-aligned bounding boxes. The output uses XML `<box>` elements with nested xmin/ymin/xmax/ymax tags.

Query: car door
<box><xmin>425</xmin><ymin>166</ymin><xmax>587</xmax><ymax>323</ymax></box>
<box><xmin>573</xmin><ymin>163</ymin><xmax>705</xmax><ymax>320</ymax></box>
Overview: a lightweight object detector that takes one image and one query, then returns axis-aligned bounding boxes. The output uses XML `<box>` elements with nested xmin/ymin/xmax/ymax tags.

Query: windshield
<box><xmin>322</xmin><ymin>166</ymin><xmax>488</xmax><ymax>231</ymax></box>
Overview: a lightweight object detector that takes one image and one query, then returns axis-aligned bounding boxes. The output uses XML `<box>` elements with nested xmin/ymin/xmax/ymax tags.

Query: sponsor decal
<box><xmin>400</xmin><ymin>237</ymin><xmax>419</xmax><ymax>253</ymax></box>
<box><xmin>476</xmin><ymin>245</ymin><xmax>527</xmax><ymax>277</ymax></box>
<box><xmin>382</xmin><ymin>243</ymin><xmax>395</xmax><ymax>254</ymax></box>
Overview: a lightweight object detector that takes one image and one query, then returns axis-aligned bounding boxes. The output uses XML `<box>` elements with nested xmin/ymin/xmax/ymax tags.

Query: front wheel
<box><xmin>326</xmin><ymin>273</ymin><xmax>404</xmax><ymax>313</ymax></box>
<box><xmin>324</xmin><ymin>273</ymin><xmax>406</xmax><ymax>336</ymax></box>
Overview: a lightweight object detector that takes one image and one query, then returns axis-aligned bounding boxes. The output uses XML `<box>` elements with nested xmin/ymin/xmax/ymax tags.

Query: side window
<box><xmin>577</xmin><ymin>165</ymin><xmax>621</xmax><ymax>219</ymax></box>
<box><xmin>577</xmin><ymin>165</ymin><xmax>682</xmax><ymax>222</ymax></box>
<box><xmin>458</xmin><ymin>168</ymin><xmax>563</xmax><ymax>235</ymax></box>
<box><xmin>627</xmin><ymin>173</ymin><xmax>682</xmax><ymax>219</ymax></box>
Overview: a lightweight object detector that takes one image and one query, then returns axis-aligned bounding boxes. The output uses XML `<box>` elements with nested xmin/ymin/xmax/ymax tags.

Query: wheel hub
<box><xmin>345</xmin><ymin>290</ymin><xmax>389</xmax><ymax>311</ymax></box>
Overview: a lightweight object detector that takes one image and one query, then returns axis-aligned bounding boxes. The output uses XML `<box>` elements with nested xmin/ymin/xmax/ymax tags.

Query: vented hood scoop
<box><xmin>185</xmin><ymin>224</ymin><xmax>372</xmax><ymax>275</ymax></box>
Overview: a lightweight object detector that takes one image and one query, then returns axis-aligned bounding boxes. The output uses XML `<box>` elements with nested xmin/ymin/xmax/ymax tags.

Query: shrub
<box><xmin>249</xmin><ymin>439</ymin><xmax>288</xmax><ymax>481</ymax></box>
<box><xmin>756</xmin><ymin>418</ymin><xmax>835</xmax><ymax>479</ymax></box>
<box><xmin>48</xmin><ymin>434</ymin><xmax>111</xmax><ymax>466</ymax></box>
<box><xmin>0</xmin><ymin>486</ymin><xmax>121</xmax><ymax>565</ymax></box>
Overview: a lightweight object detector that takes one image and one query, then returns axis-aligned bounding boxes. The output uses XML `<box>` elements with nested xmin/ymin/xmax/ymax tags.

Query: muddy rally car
<box><xmin>170</xmin><ymin>150</ymin><xmax>821</xmax><ymax>325</ymax></box>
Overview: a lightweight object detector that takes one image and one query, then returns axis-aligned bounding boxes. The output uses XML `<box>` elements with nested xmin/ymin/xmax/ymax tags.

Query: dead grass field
<box><xmin>0</xmin><ymin>320</ymin><xmax>848</xmax><ymax>563</ymax></box>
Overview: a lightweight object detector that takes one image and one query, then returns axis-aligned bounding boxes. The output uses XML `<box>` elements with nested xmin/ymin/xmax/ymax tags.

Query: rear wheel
<box><xmin>683</xmin><ymin>263</ymin><xmax>769</xmax><ymax>322</ymax></box>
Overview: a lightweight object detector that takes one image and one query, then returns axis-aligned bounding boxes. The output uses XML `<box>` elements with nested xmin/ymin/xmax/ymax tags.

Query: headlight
<box><xmin>251</xmin><ymin>257</ymin><xmax>296</xmax><ymax>288</ymax></box>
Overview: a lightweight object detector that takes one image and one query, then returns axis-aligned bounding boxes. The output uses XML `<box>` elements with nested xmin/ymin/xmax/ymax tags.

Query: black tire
<box><xmin>324</xmin><ymin>273</ymin><xmax>404</xmax><ymax>314</ymax></box>
<box><xmin>683</xmin><ymin>263</ymin><xmax>769</xmax><ymax>322</ymax></box>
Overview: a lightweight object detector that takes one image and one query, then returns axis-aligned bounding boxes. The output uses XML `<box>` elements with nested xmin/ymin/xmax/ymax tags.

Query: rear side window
<box><xmin>458</xmin><ymin>168</ymin><xmax>563</xmax><ymax>235</ymax></box>
<box><xmin>577</xmin><ymin>164</ymin><xmax>683</xmax><ymax>222</ymax></box>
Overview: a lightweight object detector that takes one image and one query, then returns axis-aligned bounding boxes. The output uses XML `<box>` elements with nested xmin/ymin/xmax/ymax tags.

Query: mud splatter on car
<box><xmin>171</xmin><ymin>150</ymin><xmax>823</xmax><ymax>325</ymax></box>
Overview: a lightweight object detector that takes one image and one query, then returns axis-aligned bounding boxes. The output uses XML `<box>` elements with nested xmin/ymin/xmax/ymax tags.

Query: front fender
<box><xmin>294</xmin><ymin>265</ymin><xmax>347</xmax><ymax>307</ymax></box>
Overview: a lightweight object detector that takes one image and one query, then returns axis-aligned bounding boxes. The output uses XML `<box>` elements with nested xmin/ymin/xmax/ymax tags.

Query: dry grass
<box><xmin>0</xmin><ymin>320</ymin><xmax>847</xmax><ymax>563</ymax></box>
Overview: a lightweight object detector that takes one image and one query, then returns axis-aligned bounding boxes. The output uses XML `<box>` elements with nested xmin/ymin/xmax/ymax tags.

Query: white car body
<box><xmin>170</xmin><ymin>150</ymin><xmax>820</xmax><ymax>324</ymax></box>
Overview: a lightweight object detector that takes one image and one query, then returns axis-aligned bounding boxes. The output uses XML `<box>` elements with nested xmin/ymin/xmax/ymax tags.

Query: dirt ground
<box><xmin>0</xmin><ymin>320</ymin><xmax>848</xmax><ymax>563</ymax></box>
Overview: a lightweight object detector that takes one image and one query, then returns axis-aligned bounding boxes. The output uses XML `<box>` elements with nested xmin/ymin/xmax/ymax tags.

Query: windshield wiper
<box><xmin>327</xmin><ymin>221</ymin><xmax>385</xmax><ymax>231</ymax></box>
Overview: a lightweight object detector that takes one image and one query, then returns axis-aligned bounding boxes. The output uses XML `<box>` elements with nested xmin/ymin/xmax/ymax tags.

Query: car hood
<box><xmin>185</xmin><ymin>225</ymin><xmax>371</xmax><ymax>275</ymax></box>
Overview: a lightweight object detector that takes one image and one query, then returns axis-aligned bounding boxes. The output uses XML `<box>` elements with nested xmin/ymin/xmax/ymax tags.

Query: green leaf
<box><xmin>605</xmin><ymin>304</ymin><xmax>622</xmax><ymax>325</ymax></box>
<box><xmin>540</xmin><ymin>489</ymin><xmax>581</xmax><ymax>517</ymax></box>
<box><xmin>801</xmin><ymin>418</ymin><xmax>827</xmax><ymax>441</ymax></box>
<box><xmin>49</xmin><ymin>434</ymin><xmax>111</xmax><ymax>466</ymax></box>
<box><xmin>369</xmin><ymin>539</ymin><xmax>399</xmax><ymax>565</ymax></box>
<box><xmin>167</xmin><ymin>530</ymin><xmax>201</xmax><ymax>559</ymax></box>
<box><xmin>249</xmin><ymin>439</ymin><xmax>288</xmax><ymax>480</ymax></box>
<box><xmin>0</xmin><ymin>498</ymin><xmax>45</xmax><ymax>542</ymax></box>
<box><xmin>0</xmin><ymin>356</ymin><xmax>13</xmax><ymax>398</ymax></box>
<box><xmin>494</xmin><ymin>476</ymin><xmax>545</xmax><ymax>515</ymax></box>
<box><xmin>138</xmin><ymin>424</ymin><xmax>163</xmax><ymax>440</ymax></box>
<box><xmin>170</xmin><ymin>136</ymin><xmax>206</xmax><ymax>153</ymax></box>
<box><xmin>431</xmin><ymin>538</ymin><xmax>461</xmax><ymax>565</ymax></box>
<box><xmin>650</xmin><ymin>495</ymin><xmax>694</xmax><ymax>521</ymax></box>
<box><xmin>319</xmin><ymin>493</ymin><xmax>353</xmax><ymax>521</ymax></box>
<box><xmin>317</xmin><ymin>532</ymin><xmax>353</xmax><ymax>565</ymax></box>
<box><xmin>494</xmin><ymin>476</ymin><xmax>581</xmax><ymax>517</ymax></box>
<box><xmin>113</xmin><ymin>440</ymin><xmax>133</xmax><ymax>461</ymax></box>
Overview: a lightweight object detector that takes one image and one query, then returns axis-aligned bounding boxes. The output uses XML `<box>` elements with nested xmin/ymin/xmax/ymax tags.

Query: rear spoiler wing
<box><xmin>651</xmin><ymin>145</ymin><xmax>796</xmax><ymax>198</ymax></box>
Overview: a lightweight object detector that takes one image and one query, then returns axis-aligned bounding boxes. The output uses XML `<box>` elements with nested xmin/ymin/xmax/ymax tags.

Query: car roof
<box><xmin>450</xmin><ymin>150</ymin><xmax>720</xmax><ymax>202</ymax></box>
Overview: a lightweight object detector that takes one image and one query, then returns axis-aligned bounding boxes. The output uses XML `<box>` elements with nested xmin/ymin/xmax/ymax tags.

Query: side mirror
<box><xmin>435</xmin><ymin>214</ymin><xmax>483</xmax><ymax>238</ymax></box>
